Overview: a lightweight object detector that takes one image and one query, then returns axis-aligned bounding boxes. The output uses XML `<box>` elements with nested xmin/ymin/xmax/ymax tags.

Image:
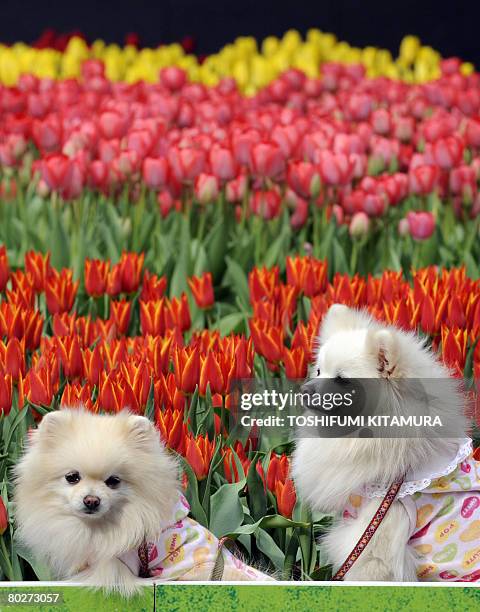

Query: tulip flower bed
<box><xmin>1</xmin><ymin>54</ymin><xmax>480</xmax><ymax>278</ymax></box>
<box><xmin>0</xmin><ymin>247</ymin><xmax>479</xmax><ymax>580</ymax></box>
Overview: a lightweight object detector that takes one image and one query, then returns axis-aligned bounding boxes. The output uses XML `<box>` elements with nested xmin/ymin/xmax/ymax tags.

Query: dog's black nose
<box><xmin>83</xmin><ymin>495</ymin><xmax>101</xmax><ymax>511</ymax></box>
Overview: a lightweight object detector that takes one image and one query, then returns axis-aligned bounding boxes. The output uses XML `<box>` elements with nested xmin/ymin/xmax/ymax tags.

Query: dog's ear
<box><xmin>366</xmin><ymin>329</ymin><xmax>399</xmax><ymax>378</ymax></box>
<box><xmin>319</xmin><ymin>304</ymin><xmax>361</xmax><ymax>342</ymax></box>
<box><xmin>36</xmin><ymin>410</ymin><xmax>68</xmax><ymax>439</ymax></box>
<box><xmin>127</xmin><ymin>414</ymin><xmax>155</xmax><ymax>443</ymax></box>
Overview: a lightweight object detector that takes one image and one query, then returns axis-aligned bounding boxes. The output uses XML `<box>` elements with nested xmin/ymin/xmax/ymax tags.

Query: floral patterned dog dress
<box><xmin>344</xmin><ymin>439</ymin><xmax>480</xmax><ymax>581</ymax></box>
<box><xmin>118</xmin><ymin>494</ymin><xmax>273</xmax><ymax>581</ymax></box>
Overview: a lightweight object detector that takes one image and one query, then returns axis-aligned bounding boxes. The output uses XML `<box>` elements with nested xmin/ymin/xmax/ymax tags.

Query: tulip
<box><xmin>160</xmin><ymin>66</ymin><xmax>187</xmax><ymax>91</ymax></box>
<box><xmin>61</xmin><ymin>382</ymin><xmax>93</xmax><ymax>409</ymax></box>
<box><xmin>286</xmin><ymin>256</ymin><xmax>327</xmax><ymax>298</ymax></box>
<box><xmin>185</xmin><ymin>434</ymin><xmax>215</xmax><ymax>480</ymax></box>
<box><xmin>45</xmin><ymin>268</ymin><xmax>79</xmax><ymax>314</ymax></box>
<box><xmin>266</xmin><ymin>453</ymin><xmax>290</xmax><ymax>492</ymax></box>
<box><xmin>24</xmin><ymin>366</ymin><xmax>55</xmax><ymax>407</ymax></box>
<box><xmin>84</xmin><ymin>258</ymin><xmax>110</xmax><ymax>297</ymax></box>
<box><xmin>168</xmin><ymin>146</ymin><xmax>206</xmax><ymax>182</ymax></box>
<box><xmin>318</xmin><ymin>151</ymin><xmax>353</xmax><ymax>186</ymax></box>
<box><xmin>56</xmin><ymin>336</ymin><xmax>83</xmax><ymax>380</ymax></box>
<box><xmin>98</xmin><ymin>110</ymin><xmax>128</xmax><ymax>140</ymax></box>
<box><xmin>167</xmin><ymin>294</ymin><xmax>191</xmax><ymax>332</ymax></box>
<box><xmin>82</xmin><ymin>344</ymin><xmax>104</xmax><ymax>386</ymax></box>
<box><xmin>275</xmin><ymin>478</ymin><xmax>296</xmax><ymax>518</ymax></box>
<box><xmin>407</xmin><ymin>211</ymin><xmax>436</xmax><ymax>241</ymax></box>
<box><xmin>209</xmin><ymin>147</ymin><xmax>237</xmax><ymax>182</ymax></box>
<box><xmin>225</xmin><ymin>174</ymin><xmax>248</xmax><ymax>203</ymax></box>
<box><xmin>187</xmin><ymin>273</ymin><xmax>214</xmax><ymax>309</ymax></box>
<box><xmin>173</xmin><ymin>347</ymin><xmax>200</xmax><ymax>394</ymax></box>
<box><xmin>194</xmin><ymin>173</ymin><xmax>219</xmax><ymax>204</ymax></box>
<box><xmin>140</xmin><ymin>271</ymin><xmax>167</xmax><ymax>301</ymax></box>
<box><xmin>282</xmin><ymin>346</ymin><xmax>308</xmax><ymax>379</ymax></box>
<box><xmin>398</xmin><ymin>217</ymin><xmax>410</xmax><ymax>237</ymax></box>
<box><xmin>249</xmin><ymin>319</ymin><xmax>284</xmax><ymax>363</ymax></box>
<box><xmin>0</xmin><ymin>246</ymin><xmax>9</xmax><ymax>292</ymax></box>
<box><xmin>0</xmin><ymin>374</ymin><xmax>13</xmax><ymax>416</ymax></box>
<box><xmin>118</xmin><ymin>251</ymin><xmax>144</xmax><ymax>294</ymax></box>
<box><xmin>110</xmin><ymin>299</ymin><xmax>132</xmax><ymax>335</ymax></box>
<box><xmin>3</xmin><ymin>338</ymin><xmax>25</xmax><ymax>380</ymax></box>
<box><xmin>156</xmin><ymin>407</ymin><xmax>187</xmax><ymax>453</ymax></box>
<box><xmin>250</xmin><ymin>189</ymin><xmax>281</xmax><ymax>220</ymax></box>
<box><xmin>290</xmin><ymin>196</ymin><xmax>309</xmax><ymax>230</ymax></box>
<box><xmin>251</xmin><ymin>142</ymin><xmax>285</xmax><ymax>179</ymax></box>
<box><xmin>39</xmin><ymin>154</ymin><xmax>85</xmax><ymax>200</ymax></box>
<box><xmin>409</xmin><ymin>165</ymin><xmax>439</xmax><ymax>195</ymax></box>
<box><xmin>349</xmin><ymin>212</ymin><xmax>370</xmax><ymax>238</ymax></box>
<box><xmin>287</xmin><ymin>161</ymin><xmax>320</xmax><ymax>198</ymax></box>
<box><xmin>432</xmin><ymin>136</ymin><xmax>464</xmax><ymax>170</ymax></box>
<box><xmin>0</xmin><ymin>495</ymin><xmax>8</xmax><ymax>536</ymax></box>
<box><xmin>24</xmin><ymin>251</ymin><xmax>50</xmax><ymax>292</ymax></box>
<box><xmin>449</xmin><ymin>165</ymin><xmax>477</xmax><ymax>203</ymax></box>
<box><xmin>142</xmin><ymin>157</ymin><xmax>169</xmax><ymax>190</ymax></box>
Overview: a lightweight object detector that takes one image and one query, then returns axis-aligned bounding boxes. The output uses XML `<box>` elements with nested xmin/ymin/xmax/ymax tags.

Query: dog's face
<box><xmin>17</xmin><ymin>410</ymin><xmax>172</xmax><ymax>524</ymax></box>
<box><xmin>311</xmin><ymin>303</ymin><xmax>401</xmax><ymax>382</ymax></box>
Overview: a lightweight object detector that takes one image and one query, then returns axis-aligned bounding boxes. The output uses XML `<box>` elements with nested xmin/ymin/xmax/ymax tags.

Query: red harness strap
<box><xmin>332</xmin><ymin>477</ymin><xmax>404</xmax><ymax>581</ymax></box>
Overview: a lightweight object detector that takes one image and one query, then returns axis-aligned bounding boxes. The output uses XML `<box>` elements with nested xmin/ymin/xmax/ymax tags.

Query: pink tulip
<box><xmin>349</xmin><ymin>212</ymin><xmax>370</xmax><ymax>237</ymax></box>
<box><xmin>194</xmin><ymin>173</ymin><xmax>219</xmax><ymax>204</ymax></box>
<box><xmin>142</xmin><ymin>157</ymin><xmax>169</xmax><ymax>189</ymax></box>
<box><xmin>209</xmin><ymin>147</ymin><xmax>237</xmax><ymax>181</ymax></box>
<box><xmin>251</xmin><ymin>142</ymin><xmax>285</xmax><ymax>179</ymax></box>
<box><xmin>407</xmin><ymin>211</ymin><xmax>436</xmax><ymax>240</ymax></box>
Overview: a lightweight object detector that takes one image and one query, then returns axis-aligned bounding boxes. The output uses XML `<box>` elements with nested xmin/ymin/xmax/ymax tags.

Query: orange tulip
<box><xmin>249</xmin><ymin>319</ymin><xmax>284</xmax><ymax>363</ymax></box>
<box><xmin>173</xmin><ymin>347</ymin><xmax>200</xmax><ymax>394</ymax></box>
<box><xmin>45</xmin><ymin>268</ymin><xmax>79</xmax><ymax>314</ymax></box>
<box><xmin>167</xmin><ymin>294</ymin><xmax>191</xmax><ymax>332</ymax></box>
<box><xmin>140</xmin><ymin>299</ymin><xmax>166</xmax><ymax>336</ymax></box>
<box><xmin>61</xmin><ymin>382</ymin><xmax>94</xmax><ymax>409</ymax></box>
<box><xmin>185</xmin><ymin>434</ymin><xmax>215</xmax><ymax>480</ymax></box>
<box><xmin>110</xmin><ymin>299</ymin><xmax>131</xmax><ymax>335</ymax></box>
<box><xmin>199</xmin><ymin>351</ymin><xmax>225</xmax><ymax>396</ymax></box>
<box><xmin>286</xmin><ymin>256</ymin><xmax>327</xmax><ymax>298</ymax></box>
<box><xmin>0</xmin><ymin>374</ymin><xmax>13</xmax><ymax>416</ymax></box>
<box><xmin>24</xmin><ymin>366</ymin><xmax>55</xmax><ymax>407</ymax></box>
<box><xmin>0</xmin><ymin>303</ymin><xmax>44</xmax><ymax>350</ymax></box>
<box><xmin>267</xmin><ymin>453</ymin><xmax>290</xmax><ymax>492</ymax></box>
<box><xmin>248</xmin><ymin>266</ymin><xmax>279</xmax><ymax>301</ymax></box>
<box><xmin>282</xmin><ymin>346</ymin><xmax>308</xmax><ymax>379</ymax></box>
<box><xmin>188</xmin><ymin>273</ymin><xmax>214</xmax><ymax>309</ymax></box>
<box><xmin>84</xmin><ymin>258</ymin><xmax>110</xmax><ymax>297</ymax></box>
<box><xmin>0</xmin><ymin>338</ymin><xmax>25</xmax><ymax>381</ymax></box>
<box><xmin>25</xmin><ymin>250</ymin><xmax>50</xmax><ymax>292</ymax></box>
<box><xmin>8</xmin><ymin>270</ymin><xmax>35</xmax><ymax>308</ymax></box>
<box><xmin>141</xmin><ymin>270</ymin><xmax>167</xmax><ymax>301</ymax></box>
<box><xmin>118</xmin><ymin>251</ymin><xmax>144</xmax><ymax>294</ymax></box>
<box><xmin>156</xmin><ymin>407</ymin><xmax>187</xmax><ymax>453</ymax></box>
<box><xmin>55</xmin><ymin>336</ymin><xmax>83</xmax><ymax>380</ymax></box>
<box><xmin>275</xmin><ymin>478</ymin><xmax>296</xmax><ymax>518</ymax></box>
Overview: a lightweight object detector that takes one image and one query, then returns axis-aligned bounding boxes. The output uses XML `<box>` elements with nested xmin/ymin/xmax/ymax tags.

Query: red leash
<box><xmin>332</xmin><ymin>477</ymin><xmax>404</xmax><ymax>581</ymax></box>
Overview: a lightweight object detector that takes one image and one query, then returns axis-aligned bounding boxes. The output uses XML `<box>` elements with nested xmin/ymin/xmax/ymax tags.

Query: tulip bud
<box><xmin>194</xmin><ymin>173</ymin><xmax>219</xmax><ymax>204</ymax></box>
<box><xmin>349</xmin><ymin>212</ymin><xmax>370</xmax><ymax>238</ymax></box>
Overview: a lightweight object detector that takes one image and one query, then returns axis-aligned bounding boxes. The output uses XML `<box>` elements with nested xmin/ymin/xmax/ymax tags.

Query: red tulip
<box><xmin>318</xmin><ymin>151</ymin><xmax>353</xmax><ymax>186</ymax></box>
<box><xmin>168</xmin><ymin>146</ymin><xmax>206</xmax><ymax>182</ymax></box>
<box><xmin>98</xmin><ymin>110</ymin><xmax>128</xmax><ymax>140</ymax></box>
<box><xmin>409</xmin><ymin>165</ymin><xmax>439</xmax><ymax>195</ymax></box>
<box><xmin>287</xmin><ymin>161</ymin><xmax>320</xmax><ymax>198</ymax></box>
<box><xmin>84</xmin><ymin>258</ymin><xmax>110</xmax><ymax>297</ymax></box>
<box><xmin>173</xmin><ymin>347</ymin><xmax>200</xmax><ymax>394</ymax></box>
<box><xmin>39</xmin><ymin>154</ymin><xmax>85</xmax><ymax>199</ymax></box>
<box><xmin>142</xmin><ymin>157</ymin><xmax>169</xmax><ymax>190</ymax></box>
<box><xmin>140</xmin><ymin>271</ymin><xmax>167</xmax><ymax>301</ymax></box>
<box><xmin>32</xmin><ymin>116</ymin><xmax>62</xmax><ymax>153</ymax></box>
<box><xmin>118</xmin><ymin>251</ymin><xmax>144</xmax><ymax>294</ymax></box>
<box><xmin>160</xmin><ymin>66</ymin><xmax>187</xmax><ymax>91</ymax></box>
<box><xmin>209</xmin><ymin>147</ymin><xmax>237</xmax><ymax>182</ymax></box>
<box><xmin>0</xmin><ymin>496</ymin><xmax>7</xmax><ymax>535</ymax></box>
<box><xmin>0</xmin><ymin>246</ymin><xmax>9</xmax><ymax>292</ymax></box>
<box><xmin>432</xmin><ymin>136</ymin><xmax>464</xmax><ymax>170</ymax></box>
<box><xmin>110</xmin><ymin>299</ymin><xmax>131</xmax><ymax>334</ymax></box>
<box><xmin>250</xmin><ymin>189</ymin><xmax>281</xmax><ymax>220</ymax></box>
<box><xmin>251</xmin><ymin>142</ymin><xmax>285</xmax><ymax>179</ymax></box>
<box><xmin>24</xmin><ymin>366</ymin><xmax>55</xmax><ymax>407</ymax></box>
<box><xmin>225</xmin><ymin>174</ymin><xmax>248</xmax><ymax>203</ymax></box>
<box><xmin>187</xmin><ymin>273</ymin><xmax>214</xmax><ymax>309</ymax></box>
<box><xmin>407</xmin><ymin>211</ymin><xmax>436</xmax><ymax>241</ymax></box>
<box><xmin>449</xmin><ymin>165</ymin><xmax>477</xmax><ymax>203</ymax></box>
<box><xmin>282</xmin><ymin>346</ymin><xmax>308</xmax><ymax>379</ymax></box>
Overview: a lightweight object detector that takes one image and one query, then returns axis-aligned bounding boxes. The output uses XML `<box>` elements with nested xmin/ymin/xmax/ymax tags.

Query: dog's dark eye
<box><xmin>105</xmin><ymin>476</ymin><xmax>121</xmax><ymax>488</ymax></box>
<box><xmin>65</xmin><ymin>471</ymin><xmax>81</xmax><ymax>485</ymax></box>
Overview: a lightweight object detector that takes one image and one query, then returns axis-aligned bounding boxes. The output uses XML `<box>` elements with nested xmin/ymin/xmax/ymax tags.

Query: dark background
<box><xmin>0</xmin><ymin>1</ymin><xmax>477</xmax><ymax>64</ymax></box>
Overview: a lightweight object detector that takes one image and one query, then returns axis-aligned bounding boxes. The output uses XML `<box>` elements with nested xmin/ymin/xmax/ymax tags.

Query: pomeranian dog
<box><xmin>14</xmin><ymin>409</ymin><xmax>272</xmax><ymax>596</ymax></box>
<box><xmin>292</xmin><ymin>304</ymin><xmax>478</xmax><ymax>582</ymax></box>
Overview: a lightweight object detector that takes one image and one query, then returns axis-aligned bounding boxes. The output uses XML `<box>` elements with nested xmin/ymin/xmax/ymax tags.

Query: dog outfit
<box><xmin>343</xmin><ymin>438</ymin><xmax>480</xmax><ymax>582</ymax></box>
<box><xmin>118</xmin><ymin>494</ymin><xmax>272</xmax><ymax>581</ymax></box>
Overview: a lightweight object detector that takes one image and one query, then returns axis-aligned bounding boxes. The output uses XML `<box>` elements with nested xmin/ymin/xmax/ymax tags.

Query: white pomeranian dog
<box><xmin>292</xmin><ymin>304</ymin><xmax>477</xmax><ymax>582</ymax></box>
<box><xmin>14</xmin><ymin>410</ymin><xmax>272</xmax><ymax>596</ymax></box>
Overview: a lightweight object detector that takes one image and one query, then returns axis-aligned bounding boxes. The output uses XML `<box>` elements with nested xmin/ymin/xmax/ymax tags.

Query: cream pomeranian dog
<box><xmin>292</xmin><ymin>304</ymin><xmax>476</xmax><ymax>582</ymax></box>
<box><xmin>14</xmin><ymin>410</ymin><xmax>272</xmax><ymax>596</ymax></box>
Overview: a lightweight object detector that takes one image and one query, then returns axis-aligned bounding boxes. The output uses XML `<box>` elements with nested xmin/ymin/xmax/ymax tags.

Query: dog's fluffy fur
<box><xmin>14</xmin><ymin>410</ymin><xmax>182</xmax><ymax>596</ymax></box>
<box><xmin>292</xmin><ymin>304</ymin><xmax>468</xmax><ymax>581</ymax></box>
